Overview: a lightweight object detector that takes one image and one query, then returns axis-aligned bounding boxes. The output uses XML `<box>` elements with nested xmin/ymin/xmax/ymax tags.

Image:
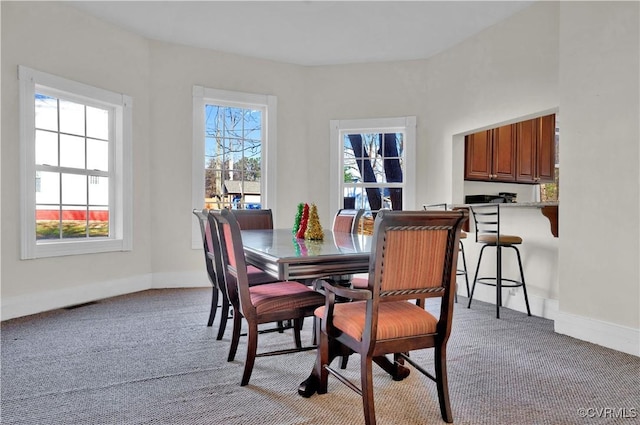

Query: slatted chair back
<box><xmin>468</xmin><ymin>203</ymin><xmax>518</xmax><ymax>246</ymax></box>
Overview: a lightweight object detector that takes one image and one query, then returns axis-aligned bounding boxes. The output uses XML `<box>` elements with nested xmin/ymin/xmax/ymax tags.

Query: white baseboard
<box><xmin>555</xmin><ymin>311</ymin><xmax>640</xmax><ymax>357</ymax></box>
<box><xmin>1</xmin><ymin>274</ymin><xmax>153</xmax><ymax>321</ymax></box>
<box><xmin>462</xmin><ymin>285</ymin><xmax>559</xmax><ymax>320</ymax></box>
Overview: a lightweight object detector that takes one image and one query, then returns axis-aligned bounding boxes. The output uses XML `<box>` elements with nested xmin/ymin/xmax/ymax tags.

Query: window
<box><xmin>330</xmin><ymin>117</ymin><xmax>416</xmax><ymax>232</ymax></box>
<box><xmin>19</xmin><ymin>66</ymin><xmax>132</xmax><ymax>259</ymax></box>
<box><xmin>192</xmin><ymin>86</ymin><xmax>277</xmax><ymax>248</ymax></box>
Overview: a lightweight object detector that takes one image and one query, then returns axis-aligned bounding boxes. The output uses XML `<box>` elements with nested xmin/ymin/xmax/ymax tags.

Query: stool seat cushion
<box><xmin>478</xmin><ymin>234</ymin><xmax>522</xmax><ymax>245</ymax></box>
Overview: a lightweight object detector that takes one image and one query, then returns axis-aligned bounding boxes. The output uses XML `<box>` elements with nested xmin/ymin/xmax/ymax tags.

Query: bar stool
<box><xmin>467</xmin><ymin>203</ymin><xmax>531</xmax><ymax>318</ymax></box>
<box><xmin>424</xmin><ymin>204</ymin><xmax>470</xmax><ymax>302</ymax></box>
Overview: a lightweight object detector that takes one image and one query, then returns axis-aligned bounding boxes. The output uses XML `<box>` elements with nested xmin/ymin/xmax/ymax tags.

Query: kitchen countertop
<box><xmin>440</xmin><ymin>202</ymin><xmax>559</xmax><ymax>237</ymax></box>
<box><xmin>446</xmin><ymin>201</ymin><xmax>558</xmax><ymax>208</ymax></box>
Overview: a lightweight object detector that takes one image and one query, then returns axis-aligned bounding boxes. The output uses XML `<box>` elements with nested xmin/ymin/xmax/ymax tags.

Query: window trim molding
<box><xmin>192</xmin><ymin>86</ymin><xmax>277</xmax><ymax>249</ymax></box>
<box><xmin>18</xmin><ymin>66</ymin><xmax>133</xmax><ymax>259</ymax></box>
<box><xmin>329</xmin><ymin>116</ymin><xmax>416</xmax><ymax>214</ymax></box>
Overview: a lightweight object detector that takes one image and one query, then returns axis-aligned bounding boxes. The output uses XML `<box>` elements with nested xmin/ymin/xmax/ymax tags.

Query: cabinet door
<box><xmin>492</xmin><ymin>124</ymin><xmax>517</xmax><ymax>181</ymax></box>
<box><xmin>537</xmin><ymin>114</ymin><xmax>556</xmax><ymax>183</ymax></box>
<box><xmin>464</xmin><ymin>130</ymin><xmax>492</xmax><ymax>181</ymax></box>
<box><xmin>516</xmin><ymin>118</ymin><xmax>537</xmax><ymax>183</ymax></box>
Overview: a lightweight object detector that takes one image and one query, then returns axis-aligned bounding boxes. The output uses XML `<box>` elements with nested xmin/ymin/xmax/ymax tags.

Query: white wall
<box><xmin>555</xmin><ymin>1</ymin><xmax>639</xmax><ymax>352</ymax></box>
<box><xmin>146</xmin><ymin>41</ymin><xmax>308</xmax><ymax>284</ymax></box>
<box><xmin>1</xmin><ymin>2</ymin><xmax>154</xmax><ymax>318</ymax></box>
<box><xmin>1</xmin><ymin>1</ymin><xmax>638</xmax><ymax>355</ymax></box>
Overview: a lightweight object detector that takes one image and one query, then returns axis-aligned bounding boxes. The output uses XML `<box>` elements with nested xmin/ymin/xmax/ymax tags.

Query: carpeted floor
<box><xmin>1</xmin><ymin>288</ymin><xmax>639</xmax><ymax>425</ymax></box>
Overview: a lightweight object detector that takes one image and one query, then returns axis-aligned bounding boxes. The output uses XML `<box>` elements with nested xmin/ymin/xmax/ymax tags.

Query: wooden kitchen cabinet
<box><xmin>465</xmin><ymin>114</ymin><xmax>555</xmax><ymax>184</ymax></box>
<box><xmin>464</xmin><ymin>124</ymin><xmax>516</xmax><ymax>182</ymax></box>
<box><xmin>516</xmin><ymin>114</ymin><xmax>556</xmax><ymax>183</ymax></box>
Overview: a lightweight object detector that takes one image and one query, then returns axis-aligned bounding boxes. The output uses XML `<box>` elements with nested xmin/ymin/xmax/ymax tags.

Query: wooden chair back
<box><xmin>230</xmin><ymin>209</ymin><xmax>273</xmax><ymax>230</ymax></box>
<box><xmin>332</xmin><ymin>209</ymin><xmax>364</xmax><ymax>233</ymax></box>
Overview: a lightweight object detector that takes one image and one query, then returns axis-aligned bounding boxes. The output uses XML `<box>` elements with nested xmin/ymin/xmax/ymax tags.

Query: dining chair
<box><xmin>467</xmin><ymin>203</ymin><xmax>532</xmax><ymax>318</ymax></box>
<box><xmin>209</xmin><ymin>208</ymin><xmax>326</xmax><ymax>386</ymax></box>
<box><xmin>315</xmin><ymin>209</ymin><xmax>468</xmax><ymax>425</ymax></box>
<box><xmin>192</xmin><ymin>208</ymin><xmax>227</xmax><ymax>332</ymax></box>
<box><xmin>424</xmin><ymin>203</ymin><xmax>471</xmax><ymax>303</ymax></box>
<box><xmin>193</xmin><ymin>209</ymin><xmax>278</xmax><ymax>339</ymax></box>
<box><xmin>229</xmin><ymin>208</ymin><xmax>273</xmax><ymax>230</ymax></box>
<box><xmin>332</xmin><ymin>208</ymin><xmax>365</xmax><ymax>233</ymax></box>
<box><xmin>330</xmin><ymin>209</ymin><xmax>366</xmax><ymax>287</ymax></box>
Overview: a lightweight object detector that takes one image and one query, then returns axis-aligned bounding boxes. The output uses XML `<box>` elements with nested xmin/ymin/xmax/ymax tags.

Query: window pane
<box><xmin>35</xmin><ymin>171</ymin><xmax>60</xmax><ymax>204</ymax></box>
<box><xmin>204</xmin><ymin>103</ymin><xmax>263</xmax><ymax>210</ymax></box>
<box><xmin>61</xmin><ymin>173</ymin><xmax>87</xmax><ymax>205</ymax></box>
<box><xmin>36</xmin><ymin>206</ymin><xmax>60</xmax><ymax>240</ymax></box>
<box><xmin>61</xmin><ymin>205</ymin><xmax>87</xmax><ymax>239</ymax></box>
<box><xmin>86</xmin><ymin>106</ymin><xmax>109</xmax><ymax>140</ymax></box>
<box><xmin>35</xmin><ymin>94</ymin><xmax>58</xmax><ymax>131</ymax></box>
<box><xmin>87</xmin><ymin>139</ymin><xmax>108</xmax><ymax>171</ymax></box>
<box><xmin>89</xmin><ymin>175</ymin><xmax>109</xmax><ymax>205</ymax></box>
<box><xmin>60</xmin><ymin>134</ymin><xmax>85</xmax><ymax>169</ymax></box>
<box><xmin>35</xmin><ymin>130</ymin><xmax>58</xmax><ymax>166</ymax></box>
<box><xmin>59</xmin><ymin>99</ymin><xmax>85</xmax><ymax>136</ymax></box>
<box><xmin>88</xmin><ymin>207</ymin><xmax>109</xmax><ymax>237</ymax></box>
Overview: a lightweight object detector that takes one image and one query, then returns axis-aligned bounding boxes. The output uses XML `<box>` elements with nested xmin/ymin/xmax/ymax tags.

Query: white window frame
<box><xmin>192</xmin><ymin>86</ymin><xmax>277</xmax><ymax>249</ymax></box>
<box><xmin>329</xmin><ymin>117</ymin><xmax>417</xmax><ymax>215</ymax></box>
<box><xmin>19</xmin><ymin>66</ymin><xmax>133</xmax><ymax>259</ymax></box>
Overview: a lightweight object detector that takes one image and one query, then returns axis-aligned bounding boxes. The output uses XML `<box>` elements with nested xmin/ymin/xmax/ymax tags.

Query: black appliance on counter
<box><xmin>465</xmin><ymin>194</ymin><xmax>507</xmax><ymax>204</ymax></box>
<box><xmin>499</xmin><ymin>192</ymin><xmax>517</xmax><ymax>203</ymax></box>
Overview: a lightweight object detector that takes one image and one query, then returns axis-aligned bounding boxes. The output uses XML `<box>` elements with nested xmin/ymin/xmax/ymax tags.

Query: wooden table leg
<box><xmin>298</xmin><ymin>344</ymin><xmax>410</xmax><ymax>398</ymax></box>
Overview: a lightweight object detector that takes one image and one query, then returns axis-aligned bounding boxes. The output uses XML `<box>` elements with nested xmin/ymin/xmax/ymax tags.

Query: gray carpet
<box><xmin>1</xmin><ymin>288</ymin><xmax>639</xmax><ymax>425</ymax></box>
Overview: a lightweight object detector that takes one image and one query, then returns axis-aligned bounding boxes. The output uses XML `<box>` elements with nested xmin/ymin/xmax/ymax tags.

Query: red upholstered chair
<box><xmin>193</xmin><ymin>209</ymin><xmax>277</xmax><ymax>339</ymax></box>
<box><xmin>315</xmin><ymin>209</ymin><xmax>467</xmax><ymax>425</ymax></box>
<box><xmin>209</xmin><ymin>209</ymin><xmax>325</xmax><ymax>386</ymax></box>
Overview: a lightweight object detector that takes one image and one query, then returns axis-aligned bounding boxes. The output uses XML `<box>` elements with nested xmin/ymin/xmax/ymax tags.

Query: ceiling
<box><xmin>67</xmin><ymin>1</ymin><xmax>535</xmax><ymax>66</ymax></box>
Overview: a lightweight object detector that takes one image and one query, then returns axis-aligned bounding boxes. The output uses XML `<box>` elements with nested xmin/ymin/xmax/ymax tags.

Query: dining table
<box><xmin>240</xmin><ymin>228</ymin><xmax>412</xmax><ymax>397</ymax></box>
<box><xmin>240</xmin><ymin>228</ymin><xmax>372</xmax><ymax>281</ymax></box>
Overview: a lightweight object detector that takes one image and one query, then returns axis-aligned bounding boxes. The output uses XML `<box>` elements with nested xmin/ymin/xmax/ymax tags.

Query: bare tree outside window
<box><xmin>204</xmin><ymin>105</ymin><xmax>263</xmax><ymax>209</ymax></box>
<box><xmin>343</xmin><ymin>132</ymin><xmax>404</xmax><ymax>212</ymax></box>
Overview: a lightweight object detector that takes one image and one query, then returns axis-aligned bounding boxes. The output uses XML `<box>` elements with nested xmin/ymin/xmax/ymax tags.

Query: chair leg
<box><xmin>207</xmin><ymin>286</ymin><xmax>219</xmax><ymax>327</ymax></box>
<box><xmin>228</xmin><ymin>309</ymin><xmax>243</xmax><ymax>362</ymax></box>
<box><xmin>318</xmin><ymin>330</ymin><xmax>330</xmax><ymax>394</ymax></box>
<box><xmin>434</xmin><ymin>344</ymin><xmax>454</xmax><ymax>423</ymax></box>
<box><xmin>340</xmin><ymin>354</ymin><xmax>349</xmax><ymax>369</ymax></box>
<box><xmin>361</xmin><ymin>355</ymin><xmax>377</xmax><ymax>425</ymax></box>
<box><xmin>241</xmin><ymin>322</ymin><xmax>259</xmax><ymax>386</ymax></box>
<box><xmin>216</xmin><ymin>296</ymin><xmax>230</xmax><ymax>340</ymax></box>
<box><xmin>467</xmin><ymin>245</ymin><xmax>487</xmax><ymax>309</ymax></box>
<box><xmin>293</xmin><ymin>318</ymin><xmax>303</xmax><ymax>349</ymax></box>
<box><xmin>459</xmin><ymin>241</ymin><xmax>470</xmax><ymax>298</ymax></box>
<box><xmin>512</xmin><ymin>246</ymin><xmax>532</xmax><ymax>316</ymax></box>
<box><xmin>496</xmin><ymin>245</ymin><xmax>502</xmax><ymax>319</ymax></box>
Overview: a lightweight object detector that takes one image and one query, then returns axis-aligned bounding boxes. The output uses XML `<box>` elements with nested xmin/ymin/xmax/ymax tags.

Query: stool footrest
<box><xmin>475</xmin><ymin>277</ymin><xmax>525</xmax><ymax>288</ymax></box>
